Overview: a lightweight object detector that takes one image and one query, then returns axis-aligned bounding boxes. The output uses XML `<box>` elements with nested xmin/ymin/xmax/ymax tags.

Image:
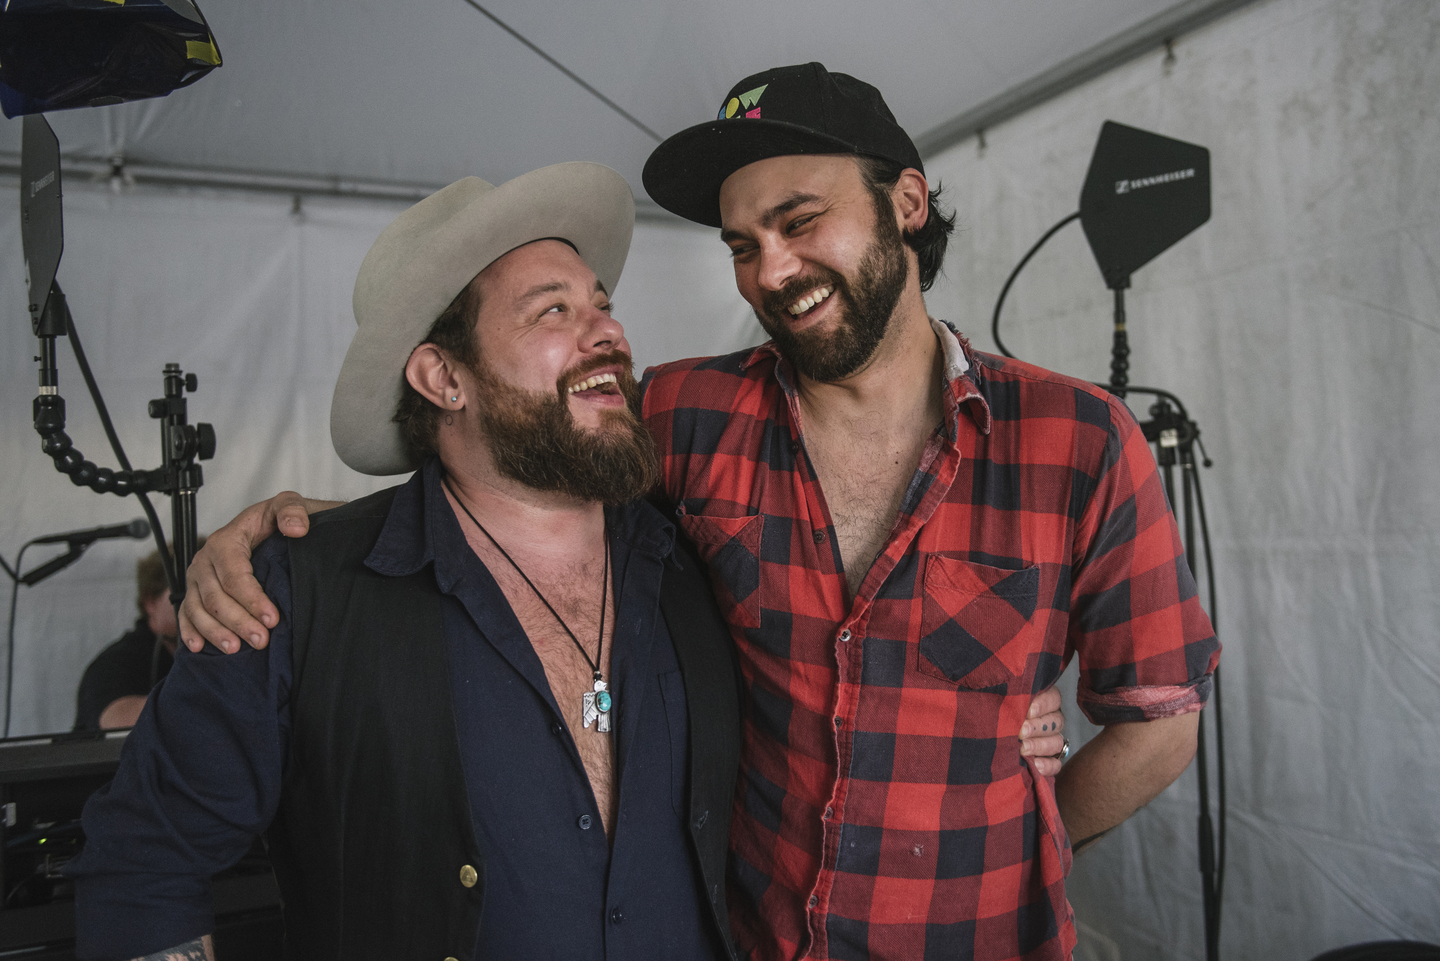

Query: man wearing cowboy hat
<box><xmin>68</xmin><ymin>163</ymin><xmax>743</xmax><ymax>961</ymax></box>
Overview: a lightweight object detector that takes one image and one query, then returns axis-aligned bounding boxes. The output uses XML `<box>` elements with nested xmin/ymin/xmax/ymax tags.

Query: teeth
<box><xmin>787</xmin><ymin>286</ymin><xmax>833</xmax><ymax>316</ymax></box>
<box><xmin>566</xmin><ymin>372</ymin><xmax>619</xmax><ymax>394</ymax></box>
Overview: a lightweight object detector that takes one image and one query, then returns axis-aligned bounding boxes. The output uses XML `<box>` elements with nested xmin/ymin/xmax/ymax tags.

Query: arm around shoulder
<box><xmin>178</xmin><ymin>491</ymin><xmax>342</xmax><ymax>654</ymax></box>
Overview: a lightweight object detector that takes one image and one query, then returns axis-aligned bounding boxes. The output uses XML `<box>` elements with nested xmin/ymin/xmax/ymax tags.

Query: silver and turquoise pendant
<box><xmin>582</xmin><ymin>679</ymin><xmax>613</xmax><ymax>733</ymax></box>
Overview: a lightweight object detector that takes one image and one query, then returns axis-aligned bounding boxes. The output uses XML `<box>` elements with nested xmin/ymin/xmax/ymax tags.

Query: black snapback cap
<box><xmin>642</xmin><ymin>62</ymin><xmax>924</xmax><ymax>227</ymax></box>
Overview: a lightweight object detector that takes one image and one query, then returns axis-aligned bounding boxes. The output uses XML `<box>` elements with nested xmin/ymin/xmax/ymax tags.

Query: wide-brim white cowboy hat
<box><xmin>332</xmin><ymin>162</ymin><xmax>635</xmax><ymax>475</ymax></box>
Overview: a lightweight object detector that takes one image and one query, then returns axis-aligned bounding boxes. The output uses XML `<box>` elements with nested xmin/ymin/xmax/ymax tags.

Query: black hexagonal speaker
<box><xmin>1079</xmin><ymin>121</ymin><xmax>1210</xmax><ymax>290</ymax></box>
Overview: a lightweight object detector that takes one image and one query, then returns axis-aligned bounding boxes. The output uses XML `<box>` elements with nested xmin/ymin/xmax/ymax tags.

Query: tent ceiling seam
<box><xmin>0</xmin><ymin>158</ymin><xmax>689</xmax><ymax>223</ymax></box>
<box><xmin>456</xmin><ymin>0</ymin><xmax>662</xmax><ymax>143</ymax></box>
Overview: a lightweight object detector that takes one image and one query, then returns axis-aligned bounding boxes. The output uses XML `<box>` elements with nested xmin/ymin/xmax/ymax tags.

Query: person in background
<box><xmin>74</xmin><ymin>538</ymin><xmax>203</xmax><ymax>731</ymax></box>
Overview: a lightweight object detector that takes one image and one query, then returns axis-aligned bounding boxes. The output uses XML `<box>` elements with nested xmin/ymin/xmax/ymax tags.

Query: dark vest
<box><xmin>265</xmin><ymin>488</ymin><xmax>741</xmax><ymax>960</ymax></box>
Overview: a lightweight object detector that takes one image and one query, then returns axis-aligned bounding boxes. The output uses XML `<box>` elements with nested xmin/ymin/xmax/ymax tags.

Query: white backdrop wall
<box><xmin>922</xmin><ymin>0</ymin><xmax>1440</xmax><ymax>958</ymax></box>
<box><xmin>1</xmin><ymin>0</ymin><xmax>1435</xmax><ymax>956</ymax></box>
<box><xmin>0</xmin><ymin>186</ymin><xmax>756</xmax><ymax>737</ymax></box>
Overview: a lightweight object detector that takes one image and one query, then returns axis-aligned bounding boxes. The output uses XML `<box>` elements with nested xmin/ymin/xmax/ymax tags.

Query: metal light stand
<box><xmin>30</xmin><ymin>283</ymin><xmax>216</xmax><ymax>605</ymax></box>
<box><xmin>22</xmin><ymin>113</ymin><xmax>215</xmax><ymax>612</ymax></box>
<box><xmin>1105</xmin><ymin>286</ymin><xmax>1224</xmax><ymax>961</ymax></box>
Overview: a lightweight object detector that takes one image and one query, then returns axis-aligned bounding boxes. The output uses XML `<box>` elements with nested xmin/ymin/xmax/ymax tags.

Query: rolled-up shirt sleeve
<box><xmin>68</xmin><ymin>536</ymin><xmax>295</xmax><ymax>960</ymax></box>
<box><xmin>1070</xmin><ymin>395</ymin><xmax>1221</xmax><ymax>725</ymax></box>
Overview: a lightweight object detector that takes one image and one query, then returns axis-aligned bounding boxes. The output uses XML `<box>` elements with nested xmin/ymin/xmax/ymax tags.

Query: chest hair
<box><xmin>805</xmin><ymin>419</ymin><xmax>936</xmax><ymax>598</ymax></box>
<box><xmin>469</xmin><ymin>538</ymin><xmax>619</xmax><ymax>837</ymax></box>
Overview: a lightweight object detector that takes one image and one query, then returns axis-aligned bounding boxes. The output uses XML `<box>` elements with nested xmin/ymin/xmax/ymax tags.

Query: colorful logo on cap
<box><xmin>718</xmin><ymin>84</ymin><xmax>768</xmax><ymax>120</ymax></box>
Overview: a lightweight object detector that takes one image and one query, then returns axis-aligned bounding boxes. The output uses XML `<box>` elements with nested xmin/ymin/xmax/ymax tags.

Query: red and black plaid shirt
<box><xmin>641</xmin><ymin>322</ymin><xmax>1219</xmax><ymax>961</ymax></box>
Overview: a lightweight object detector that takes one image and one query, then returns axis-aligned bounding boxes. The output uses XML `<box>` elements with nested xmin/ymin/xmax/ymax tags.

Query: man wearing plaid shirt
<box><xmin>637</xmin><ymin>63</ymin><xmax>1220</xmax><ymax>960</ymax></box>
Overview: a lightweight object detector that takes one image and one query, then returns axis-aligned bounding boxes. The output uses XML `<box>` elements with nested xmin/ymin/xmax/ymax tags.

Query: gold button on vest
<box><xmin>459</xmin><ymin>864</ymin><xmax>478</xmax><ymax>888</ymax></box>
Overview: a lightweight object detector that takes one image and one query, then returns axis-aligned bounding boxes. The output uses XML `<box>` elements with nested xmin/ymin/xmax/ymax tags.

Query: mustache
<box><xmin>554</xmin><ymin>349</ymin><xmax>637</xmax><ymax>396</ymax></box>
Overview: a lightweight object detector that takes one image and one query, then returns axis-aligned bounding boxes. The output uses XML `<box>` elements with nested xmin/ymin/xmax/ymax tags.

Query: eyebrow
<box><xmin>514</xmin><ymin>278</ymin><xmax>607</xmax><ymax>306</ymax></box>
<box><xmin>720</xmin><ymin>192</ymin><xmax>825</xmax><ymax>245</ymax></box>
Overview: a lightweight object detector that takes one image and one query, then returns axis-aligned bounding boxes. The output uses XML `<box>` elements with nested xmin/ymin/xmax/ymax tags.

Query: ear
<box><xmin>892</xmin><ymin>168</ymin><xmax>930</xmax><ymax>233</ymax></box>
<box><xmin>405</xmin><ymin>342</ymin><xmax>465</xmax><ymax>409</ymax></box>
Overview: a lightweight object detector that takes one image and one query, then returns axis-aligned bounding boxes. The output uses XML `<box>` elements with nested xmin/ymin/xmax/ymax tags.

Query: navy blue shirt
<box><xmin>70</xmin><ymin>461</ymin><xmax>723</xmax><ymax>960</ymax></box>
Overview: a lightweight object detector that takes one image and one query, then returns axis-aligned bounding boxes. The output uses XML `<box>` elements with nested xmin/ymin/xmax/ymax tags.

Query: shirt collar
<box><xmin>363</xmin><ymin>457</ymin><xmax>675</xmax><ymax>590</ymax></box>
<box><xmin>739</xmin><ymin>318</ymin><xmax>992</xmax><ymax>437</ymax></box>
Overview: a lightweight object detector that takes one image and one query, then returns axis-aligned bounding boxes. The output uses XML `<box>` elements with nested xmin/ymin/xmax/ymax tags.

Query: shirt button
<box><xmin>808</xmin><ymin>895</ymin><xmax>819</xmax><ymax>908</ymax></box>
<box><xmin>824</xmin><ymin>806</ymin><xmax>834</xmax><ymax>819</ymax></box>
<box><xmin>838</xmin><ymin>628</ymin><xmax>851</xmax><ymax>642</ymax></box>
<box><xmin>578</xmin><ymin>815</ymin><xmax>593</xmax><ymax>830</ymax></box>
<box><xmin>812</xmin><ymin>529</ymin><xmax>825</xmax><ymax>544</ymax></box>
<box><xmin>790</xmin><ymin>441</ymin><xmax>801</xmax><ymax>455</ymax></box>
<box><xmin>551</xmin><ymin>720</ymin><xmax>564</xmax><ymax>736</ymax></box>
<box><xmin>459</xmin><ymin>864</ymin><xmax>478</xmax><ymax>888</ymax></box>
<box><xmin>695</xmin><ymin>809</ymin><xmax>709</xmax><ymax>830</ymax></box>
<box><xmin>610</xmin><ymin>907</ymin><xmax>625</xmax><ymax>924</ymax></box>
<box><xmin>834</xmin><ymin>716</ymin><xmax>843</xmax><ymax>728</ymax></box>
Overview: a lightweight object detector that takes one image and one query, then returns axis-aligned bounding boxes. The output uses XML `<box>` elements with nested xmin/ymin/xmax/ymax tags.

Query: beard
<box><xmin>754</xmin><ymin>195</ymin><xmax>910</xmax><ymax>383</ymax></box>
<box><xmin>469</xmin><ymin>350</ymin><xmax>660</xmax><ymax>505</ymax></box>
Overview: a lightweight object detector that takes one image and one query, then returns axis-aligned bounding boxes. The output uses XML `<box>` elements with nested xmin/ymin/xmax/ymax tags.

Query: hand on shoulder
<box><xmin>178</xmin><ymin>492</ymin><xmax>342</xmax><ymax>654</ymax></box>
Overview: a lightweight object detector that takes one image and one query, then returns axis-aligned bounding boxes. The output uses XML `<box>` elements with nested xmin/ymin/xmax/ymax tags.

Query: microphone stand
<box><xmin>31</xmin><ymin>284</ymin><xmax>216</xmax><ymax>604</ymax></box>
<box><xmin>9</xmin><ymin>289</ymin><xmax>214</xmax><ymax>738</ymax></box>
<box><xmin>18</xmin><ymin>546</ymin><xmax>89</xmax><ymax>588</ymax></box>
<box><xmin>15</xmin><ymin>112</ymin><xmax>216</xmax><ymax>736</ymax></box>
<box><xmin>1104</xmin><ymin>275</ymin><xmax>1225</xmax><ymax>961</ymax></box>
<box><xmin>3</xmin><ymin>538</ymin><xmax>100</xmax><ymax>737</ymax></box>
<box><xmin>23</xmin><ymin>115</ymin><xmax>215</xmax><ymax>608</ymax></box>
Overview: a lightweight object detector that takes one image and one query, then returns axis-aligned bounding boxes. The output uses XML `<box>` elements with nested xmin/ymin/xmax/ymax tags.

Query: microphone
<box><xmin>31</xmin><ymin>519</ymin><xmax>150</xmax><ymax>547</ymax></box>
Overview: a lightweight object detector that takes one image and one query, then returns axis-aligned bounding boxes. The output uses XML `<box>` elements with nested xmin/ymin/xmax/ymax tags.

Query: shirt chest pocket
<box><xmin>918</xmin><ymin>555</ymin><xmax>1042</xmax><ymax>690</ymax></box>
<box><xmin>674</xmin><ymin>512</ymin><xmax>764</xmax><ymax>630</ymax></box>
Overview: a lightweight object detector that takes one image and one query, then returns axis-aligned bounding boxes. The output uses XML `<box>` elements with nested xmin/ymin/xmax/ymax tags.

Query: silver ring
<box><xmin>1057</xmin><ymin>737</ymin><xmax>1071</xmax><ymax>762</ymax></box>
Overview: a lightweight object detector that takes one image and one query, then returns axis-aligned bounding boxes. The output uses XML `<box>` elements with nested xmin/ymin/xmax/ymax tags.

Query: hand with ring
<box><xmin>1019</xmin><ymin>687</ymin><xmax>1069</xmax><ymax>777</ymax></box>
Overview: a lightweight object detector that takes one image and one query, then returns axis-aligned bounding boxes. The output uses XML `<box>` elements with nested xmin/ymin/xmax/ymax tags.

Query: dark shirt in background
<box><xmin>73</xmin><ymin>618</ymin><xmax>172</xmax><ymax>731</ymax></box>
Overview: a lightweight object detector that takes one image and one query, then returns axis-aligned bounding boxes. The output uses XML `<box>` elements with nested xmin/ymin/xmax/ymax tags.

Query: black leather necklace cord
<box><xmin>443</xmin><ymin>475</ymin><xmax>609</xmax><ymax>681</ymax></box>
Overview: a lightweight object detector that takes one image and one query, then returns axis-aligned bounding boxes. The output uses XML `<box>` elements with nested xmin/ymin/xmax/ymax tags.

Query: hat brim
<box><xmin>332</xmin><ymin>162</ymin><xmax>635</xmax><ymax>476</ymax></box>
<box><xmin>643</xmin><ymin>119</ymin><xmax>866</xmax><ymax>227</ymax></box>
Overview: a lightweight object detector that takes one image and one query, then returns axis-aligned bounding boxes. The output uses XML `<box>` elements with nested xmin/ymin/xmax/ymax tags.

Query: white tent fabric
<box><xmin>0</xmin><ymin>0</ymin><xmax>1436</xmax><ymax>957</ymax></box>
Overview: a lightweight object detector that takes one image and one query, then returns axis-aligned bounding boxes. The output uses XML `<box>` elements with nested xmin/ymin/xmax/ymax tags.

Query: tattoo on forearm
<box><xmin>131</xmin><ymin>936</ymin><xmax>213</xmax><ymax>961</ymax></box>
